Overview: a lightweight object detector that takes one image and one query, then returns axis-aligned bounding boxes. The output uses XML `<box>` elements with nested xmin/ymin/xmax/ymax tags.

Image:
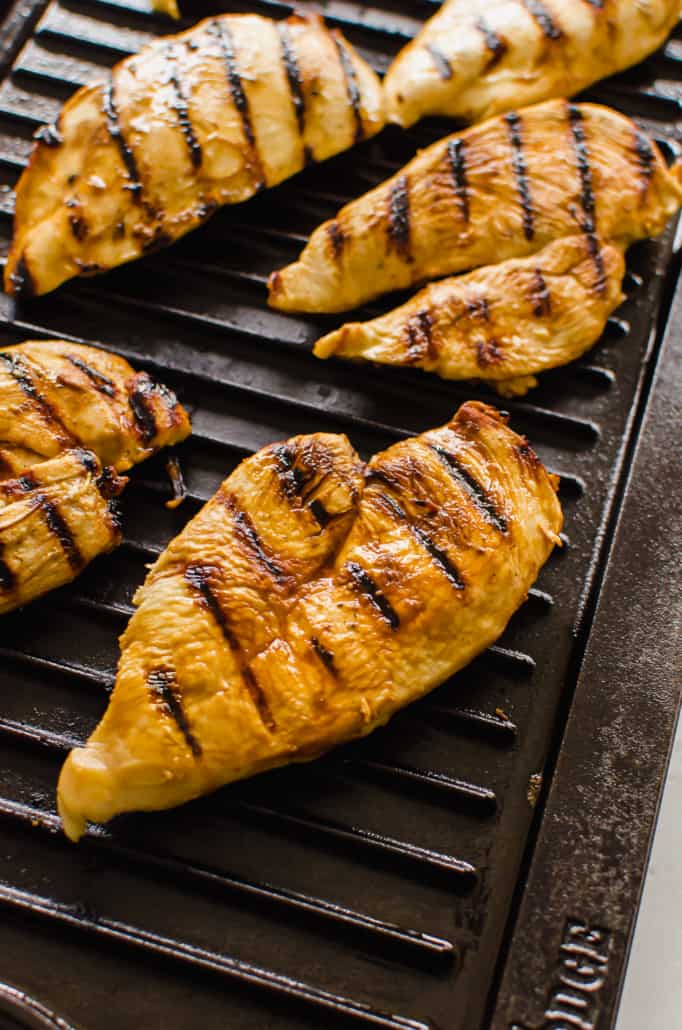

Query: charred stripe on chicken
<box><xmin>405</xmin><ymin>309</ymin><xmax>436</xmax><ymax>362</ymax></box>
<box><xmin>374</xmin><ymin>489</ymin><xmax>465</xmax><ymax>591</ymax></box>
<box><xmin>332</xmin><ymin>32</ymin><xmax>364</xmax><ymax>143</ymax></box>
<box><xmin>477</xmin><ymin>18</ymin><xmax>508</xmax><ymax>67</ymax></box>
<box><xmin>0</xmin><ymin>351</ymin><xmax>77</xmax><ymax>446</ymax></box>
<box><xmin>532</xmin><ymin>268</ymin><xmax>552</xmax><ymax>317</ymax></box>
<box><xmin>277</xmin><ymin>22</ymin><xmax>306</xmax><ymax>136</ymax></box>
<box><xmin>521</xmin><ymin>0</ymin><xmax>563</xmax><ymax>39</ymax></box>
<box><xmin>507</xmin><ymin>111</ymin><xmax>535</xmax><ymax>241</ymax></box>
<box><xmin>184</xmin><ymin>561</ymin><xmax>276</xmax><ymax>731</ymax></box>
<box><xmin>429</xmin><ymin>444</ymin><xmax>508</xmax><ymax>532</ymax></box>
<box><xmin>345</xmin><ymin>560</ymin><xmax>400</xmax><ymax>629</ymax></box>
<box><xmin>148</xmin><ymin>667</ymin><xmax>202</xmax><ymax>757</ymax></box>
<box><xmin>568</xmin><ymin>103</ymin><xmax>607</xmax><ymax>294</ymax></box>
<box><xmin>65</xmin><ymin>354</ymin><xmax>116</xmax><ymax>397</ymax></box>
<box><xmin>387</xmin><ymin>175</ymin><xmax>411</xmax><ymax>258</ymax></box>
<box><xmin>208</xmin><ymin>19</ymin><xmax>264</xmax><ymax>188</ymax></box>
<box><xmin>102</xmin><ymin>81</ymin><xmax>142</xmax><ymax>200</ymax></box>
<box><xmin>447</xmin><ymin>138</ymin><xmax>470</xmax><ymax>223</ymax></box>
<box><xmin>424</xmin><ymin>43</ymin><xmax>453</xmax><ymax>80</ymax></box>
<box><xmin>166</xmin><ymin>44</ymin><xmax>202</xmax><ymax>170</ymax></box>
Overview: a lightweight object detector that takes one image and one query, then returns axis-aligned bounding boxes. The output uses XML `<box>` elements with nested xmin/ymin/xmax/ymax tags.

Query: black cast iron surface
<box><xmin>0</xmin><ymin>2</ymin><xmax>679</xmax><ymax>1028</ymax></box>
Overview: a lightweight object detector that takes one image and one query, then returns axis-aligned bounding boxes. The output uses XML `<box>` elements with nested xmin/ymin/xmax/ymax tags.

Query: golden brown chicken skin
<box><xmin>0</xmin><ymin>448</ymin><xmax>125</xmax><ymax>616</ymax></box>
<box><xmin>152</xmin><ymin>0</ymin><xmax>180</xmax><ymax>18</ymax></box>
<box><xmin>5</xmin><ymin>14</ymin><xmax>385</xmax><ymax>298</ymax></box>
<box><xmin>268</xmin><ymin>99</ymin><xmax>682</xmax><ymax>314</ymax></box>
<box><xmin>384</xmin><ymin>0</ymin><xmax>682</xmax><ymax>128</ymax></box>
<box><xmin>0</xmin><ymin>340</ymin><xmax>190</xmax><ymax>478</ymax></box>
<box><xmin>314</xmin><ymin>235</ymin><xmax>625</xmax><ymax>396</ymax></box>
<box><xmin>57</xmin><ymin>404</ymin><xmax>562</xmax><ymax>841</ymax></box>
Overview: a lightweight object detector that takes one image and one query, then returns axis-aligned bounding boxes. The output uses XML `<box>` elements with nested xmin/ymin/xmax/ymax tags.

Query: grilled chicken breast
<box><xmin>5</xmin><ymin>14</ymin><xmax>385</xmax><ymax>299</ymax></box>
<box><xmin>314</xmin><ymin>235</ymin><xmax>626</xmax><ymax>396</ymax></box>
<box><xmin>0</xmin><ymin>448</ymin><xmax>125</xmax><ymax>616</ymax></box>
<box><xmin>0</xmin><ymin>340</ymin><xmax>190</xmax><ymax>614</ymax></box>
<box><xmin>57</xmin><ymin>402</ymin><xmax>562</xmax><ymax>841</ymax></box>
<box><xmin>384</xmin><ymin>0</ymin><xmax>682</xmax><ymax>128</ymax></box>
<box><xmin>0</xmin><ymin>340</ymin><xmax>190</xmax><ymax>478</ymax></box>
<box><xmin>268</xmin><ymin>99</ymin><xmax>682</xmax><ymax>314</ymax></box>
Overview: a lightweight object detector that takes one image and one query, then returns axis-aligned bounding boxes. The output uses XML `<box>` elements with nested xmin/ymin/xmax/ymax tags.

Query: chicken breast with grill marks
<box><xmin>0</xmin><ymin>339</ymin><xmax>190</xmax><ymax>614</ymax></box>
<box><xmin>314</xmin><ymin>235</ymin><xmax>626</xmax><ymax>395</ymax></box>
<box><xmin>0</xmin><ymin>340</ymin><xmax>190</xmax><ymax>479</ymax></box>
<box><xmin>57</xmin><ymin>403</ymin><xmax>562</xmax><ymax>841</ymax></box>
<box><xmin>5</xmin><ymin>13</ymin><xmax>385</xmax><ymax>298</ymax></box>
<box><xmin>0</xmin><ymin>448</ymin><xmax>126</xmax><ymax>616</ymax></box>
<box><xmin>384</xmin><ymin>0</ymin><xmax>682</xmax><ymax>128</ymax></box>
<box><xmin>268</xmin><ymin>99</ymin><xmax>682</xmax><ymax>313</ymax></box>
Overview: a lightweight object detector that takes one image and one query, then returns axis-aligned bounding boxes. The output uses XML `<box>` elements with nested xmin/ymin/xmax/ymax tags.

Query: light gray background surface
<box><xmin>617</xmin><ymin>711</ymin><xmax>682</xmax><ymax>1029</ymax></box>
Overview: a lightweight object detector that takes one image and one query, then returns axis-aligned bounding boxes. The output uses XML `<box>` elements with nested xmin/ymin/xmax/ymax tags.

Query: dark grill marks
<box><xmin>273</xmin><ymin>445</ymin><xmax>333</xmax><ymax>527</ymax></box>
<box><xmin>75</xmin><ymin>449</ymin><xmax>99</xmax><ymax>477</ymax></box>
<box><xmin>424</xmin><ymin>43</ymin><xmax>452</xmax><ymax>80</ymax></box>
<box><xmin>634</xmin><ymin>131</ymin><xmax>655</xmax><ymax>197</ymax></box>
<box><xmin>327</xmin><ymin>221</ymin><xmax>345</xmax><ymax>259</ymax></box>
<box><xmin>39</xmin><ymin>494</ymin><xmax>83</xmax><ymax>571</ymax></box>
<box><xmin>477</xmin><ymin>18</ymin><xmax>508</xmax><ymax>67</ymax></box>
<box><xmin>405</xmin><ymin>310</ymin><xmax>436</xmax><ymax>363</ymax></box>
<box><xmin>223</xmin><ymin>494</ymin><xmax>287</xmax><ymax>583</ymax></box>
<box><xmin>102</xmin><ymin>82</ymin><xmax>142</xmax><ymax>200</ymax></box>
<box><xmin>274</xmin><ymin>443</ymin><xmax>306</xmax><ymax>499</ymax></box>
<box><xmin>185</xmin><ymin>562</ymin><xmax>239</xmax><ymax>650</ymax></box>
<box><xmin>184</xmin><ymin>563</ymin><xmax>275</xmax><ymax>733</ymax></box>
<box><xmin>166</xmin><ymin>45</ymin><xmax>202</xmax><ymax>170</ymax></box>
<box><xmin>532</xmin><ymin>268</ymin><xmax>552</xmax><ymax>317</ymax></box>
<box><xmin>429</xmin><ymin>445</ymin><xmax>508</xmax><ymax>533</ymax></box>
<box><xmin>466</xmin><ymin>295</ymin><xmax>502</xmax><ymax>366</ymax></box>
<box><xmin>568</xmin><ymin>104</ymin><xmax>607</xmax><ymax>295</ymax></box>
<box><xmin>447</xmin><ymin>138</ymin><xmax>470</xmax><ymax>224</ymax></box>
<box><xmin>69</xmin><ymin>216</ymin><xmax>87</xmax><ymax>242</ymax></box>
<box><xmin>332</xmin><ymin>32</ymin><xmax>364</xmax><ymax>143</ymax></box>
<box><xmin>374</xmin><ymin>490</ymin><xmax>465</xmax><ymax>591</ymax></box>
<box><xmin>476</xmin><ymin>339</ymin><xmax>504</xmax><ymax>367</ymax></box>
<box><xmin>209</xmin><ymin>20</ymin><xmax>264</xmax><ymax>188</ymax></box>
<box><xmin>309</xmin><ymin>500</ymin><xmax>332</xmax><ymax>528</ymax></box>
<box><xmin>65</xmin><ymin>355</ymin><xmax>116</xmax><ymax>397</ymax></box>
<box><xmin>243</xmin><ymin>667</ymin><xmax>277</xmax><ymax>733</ymax></box>
<box><xmin>310</xmin><ymin>636</ymin><xmax>337</xmax><ymax>675</ymax></box>
<box><xmin>410</xmin><ymin>525</ymin><xmax>465</xmax><ymax>591</ymax></box>
<box><xmin>345</xmin><ymin>561</ymin><xmax>400</xmax><ymax>630</ymax></box>
<box><xmin>387</xmin><ymin>175</ymin><xmax>411</xmax><ymax>259</ymax></box>
<box><xmin>521</xmin><ymin>0</ymin><xmax>563</xmax><ymax>39</ymax></box>
<box><xmin>506</xmin><ymin>112</ymin><xmax>535</xmax><ymax>241</ymax></box>
<box><xmin>129</xmin><ymin>378</ymin><xmax>159</xmax><ymax>445</ymax></box>
<box><xmin>17</xmin><ymin>469</ymin><xmax>83</xmax><ymax>572</ymax></box>
<box><xmin>0</xmin><ymin>352</ymin><xmax>76</xmax><ymax>446</ymax></box>
<box><xmin>148</xmin><ymin>667</ymin><xmax>202</xmax><ymax>758</ymax></box>
<box><xmin>277</xmin><ymin>22</ymin><xmax>306</xmax><ymax>136</ymax></box>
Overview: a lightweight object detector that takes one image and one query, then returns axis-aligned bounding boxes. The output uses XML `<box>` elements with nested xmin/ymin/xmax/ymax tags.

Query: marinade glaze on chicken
<box><xmin>5</xmin><ymin>13</ymin><xmax>385</xmax><ymax>297</ymax></box>
<box><xmin>384</xmin><ymin>0</ymin><xmax>682</xmax><ymax>128</ymax></box>
<box><xmin>0</xmin><ymin>340</ymin><xmax>190</xmax><ymax>613</ymax></box>
<box><xmin>314</xmin><ymin>235</ymin><xmax>625</xmax><ymax>395</ymax></box>
<box><xmin>58</xmin><ymin>403</ymin><xmax>562</xmax><ymax>842</ymax></box>
<box><xmin>269</xmin><ymin>100</ymin><xmax>682</xmax><ymax>313</ymax></box>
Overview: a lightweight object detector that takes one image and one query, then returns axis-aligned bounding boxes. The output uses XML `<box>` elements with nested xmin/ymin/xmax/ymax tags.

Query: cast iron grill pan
<box><xmin>0</xmin><ymin>2</ymin><xmax>679</xmax><ymax>1028</ymax></box>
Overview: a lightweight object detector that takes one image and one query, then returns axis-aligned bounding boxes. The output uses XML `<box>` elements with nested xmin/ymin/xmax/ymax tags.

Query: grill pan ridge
<box><xmin>0</xmin><ymin>2</ymin><xmax>679</xmax><ymax>1028</ymax></box>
